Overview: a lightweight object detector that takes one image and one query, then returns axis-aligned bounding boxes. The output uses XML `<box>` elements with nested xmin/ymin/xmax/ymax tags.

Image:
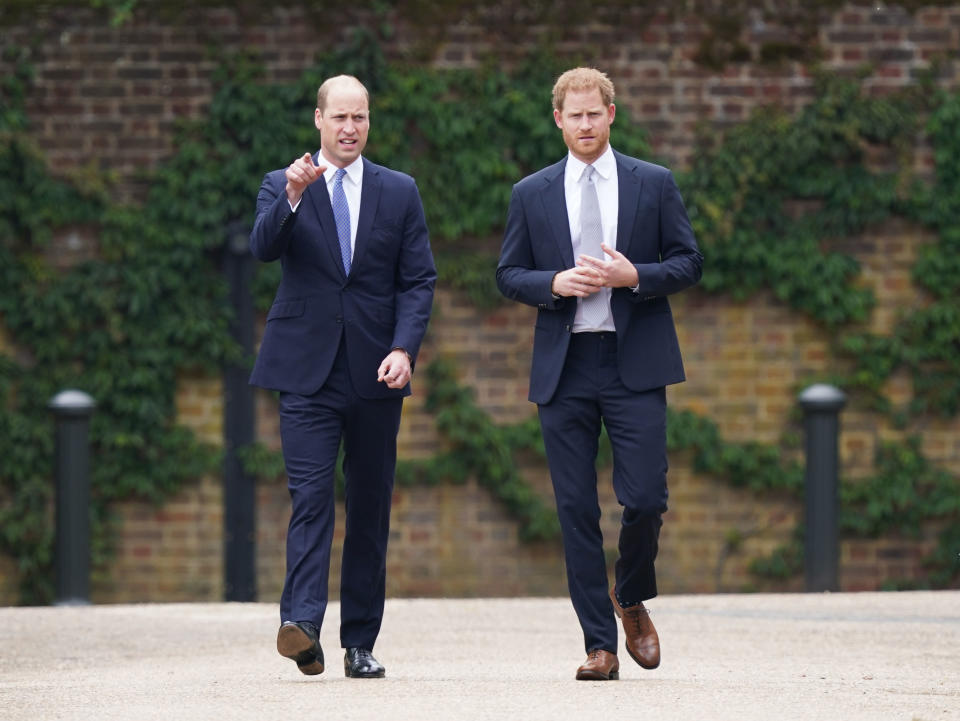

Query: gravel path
<box><xmin>1</xmin><ymin>592</ymin><xmax>957</xmax><ymax>721</ymax></box>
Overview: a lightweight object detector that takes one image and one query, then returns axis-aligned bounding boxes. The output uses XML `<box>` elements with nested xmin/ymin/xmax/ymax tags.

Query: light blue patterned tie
<box><xmin>580</xmin><ymin>165</ymin><xmax>607</xmax><ymax>327</ymax></box>
<box><xmin>332</xmin><ymin>168</ymin><xmax>351</xmax><ymax>274</ymax></box>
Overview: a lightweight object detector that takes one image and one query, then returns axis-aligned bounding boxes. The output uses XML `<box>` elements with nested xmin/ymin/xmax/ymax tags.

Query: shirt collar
<box><xmin>566</xmin><ymin>144</ymin><xmax>615</xmax><ymax>183</ymax></box>
<box><xmin>319</xmin><ymin>151</ymin><xmax>364</xmax><ymax>185</ymax></box>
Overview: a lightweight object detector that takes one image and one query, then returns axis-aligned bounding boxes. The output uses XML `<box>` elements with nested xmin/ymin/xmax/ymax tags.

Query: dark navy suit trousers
<box><xmin>537</xmin><ymin>331</ymin><xmax>667</xmax><ymax>654</ymax></box>
<box><xmin>278</xmin><ymin>339</ymin><xmax>402</xmax><ymax>651</ymax></box>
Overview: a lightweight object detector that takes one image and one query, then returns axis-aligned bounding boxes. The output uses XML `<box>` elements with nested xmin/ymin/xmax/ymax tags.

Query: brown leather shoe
<box><xmin>610</xmin><ymin>588</ymin><xmax>660</xmax><ymax>669</ymax></box>
<box><xmin>575</xmin><ymin>649</ymin><xmax>620</xmax><ymax>680</ymax></box>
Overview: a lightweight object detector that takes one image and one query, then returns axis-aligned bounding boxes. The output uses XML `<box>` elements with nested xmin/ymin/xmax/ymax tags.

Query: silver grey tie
<box><xmin>579</xmin><ymin>165</ymin><xmax>607</xmax><ymax>327</ymax></box>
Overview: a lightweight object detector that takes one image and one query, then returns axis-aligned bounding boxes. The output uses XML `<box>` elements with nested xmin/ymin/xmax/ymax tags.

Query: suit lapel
<box><xmin>306</xmin><ymin>152</ymin><xmax>348</xmax><ymax>280</ymax></box>
<box><xmin>539</xmin><ymin>159</ymin><xmax>574</xmax><ymax>268</ymax></box>
<box><xmin>350</xmin><ymin>158</ymin><xmax>381</xmax><ymax>278</ymax></box>
<box><xmin>615</xmin><ymin>151</ymin><xmax>643</xmax><ymax>256</ymax></box>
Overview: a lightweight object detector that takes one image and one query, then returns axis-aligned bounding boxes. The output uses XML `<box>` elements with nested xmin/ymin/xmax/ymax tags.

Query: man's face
<box><xmin>554</xmin><ymin>87</ymin><xmax>616</xmax><ymax>164</ymax></box>
<box><xmin>315</xmin><ymin>84</ymin><xmax>369</xmax><ymax>168</ymax></box>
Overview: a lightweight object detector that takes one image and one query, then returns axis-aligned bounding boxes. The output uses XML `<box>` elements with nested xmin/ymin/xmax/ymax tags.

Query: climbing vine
<box><xmin>374</xmin><ymin>357</ymin><xmax>958</xmax><ymax>589</ymax></box>
<box><xmin>838</xmin><ymin>88</ymin><xmax>960</xmax><ymax>417</ymax></box>
<box><xmin>1</xmin><ymin>23</ymin><xmax>959</xmax><ymax>602</ymax></box>
<box><xmin>678</xmin><ymin>70</ymin><xmax>959</xmax><ymax>587</ymax></box>
<box><xmin>0</xmin><ymin>34</ymin><xmax>643</xmax><ymax>603</ymax></box>
<box><xmin>0</xmin><ymin>39</ymin><xmax>240</xmax><ymax>601</ymax></box>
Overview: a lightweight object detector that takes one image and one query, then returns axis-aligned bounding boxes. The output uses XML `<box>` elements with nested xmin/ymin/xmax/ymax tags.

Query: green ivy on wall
<box><xmin>397</xmin><ymin>359</ymin><xmax>558</xmax><ymax>541</ymax></box>
<box><xmin>839</xmin><ymin>88</ymin><xmax>960</xmax><ymax>417</ymax></box>
<box><xmin>226</xmin><ymin>44</ymin><xmax>960</xmax><ymax>589</ymax></box>
<box><xmin>1</xmin><ymin>27</ymin><xmax>959</xmax><ymax>603</ymax></box>
<box><xmin>683</xmin><ymin>72</ymin><xmax>908</xmax><ymax>328</ymax></box>
<box><xmin>0</xmin><ymin>42</ymin><xmax>238</xmax><ymax>601</ymax></box>
<box><xmin>747</xmin><ymin>433</ymin><xmax>960</xmax><ymax>589</ymax></box>
<box><xmin>0</xmin><ymin>33</ymin><xmax>642</xmax><ymax>603</ymax></box>
<box><xmin>678</xmin><ymin>70</ymin><xmax>959</xmax><ymax>587</ymax></box>
<box><xmin>374</xmin><ymin>357</ymin><xmax>958</xmax><ymax>589</ymax></box>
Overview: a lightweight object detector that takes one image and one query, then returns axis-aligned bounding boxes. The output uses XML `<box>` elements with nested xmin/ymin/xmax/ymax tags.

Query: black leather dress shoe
<box><xmin>344</xmin><ymin>647</ymin><xmax>385</xmax><ymax>678</ymax></box>
<box><xmin>277</xmin><ymin>621</ymin><xmax>324</xmax><ymax>675</ymax></box>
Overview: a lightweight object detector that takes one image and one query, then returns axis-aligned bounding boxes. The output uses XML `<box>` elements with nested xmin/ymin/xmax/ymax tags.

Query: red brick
<box><xmin>0</xmin><ymin>5</ymin><xmax>954</xmax><ymax>604</ymax></box>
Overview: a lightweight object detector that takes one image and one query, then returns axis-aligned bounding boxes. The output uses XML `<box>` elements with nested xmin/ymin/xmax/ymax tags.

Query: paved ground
<box><xmin>1</xmin><ymin>592</ymin><xmax>958</xmax><ymax>721</ymax></box>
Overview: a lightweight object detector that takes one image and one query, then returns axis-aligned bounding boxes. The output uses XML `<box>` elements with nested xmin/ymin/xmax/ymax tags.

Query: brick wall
<box><xmin>8</xmin><ymin>5</ymin><xmax>956</xmax><ymax>195</ymax></box>
<box><xmin>1</xmin><ymin>3</ymin><xmax>958</xmax><ymax>603</ymax></box>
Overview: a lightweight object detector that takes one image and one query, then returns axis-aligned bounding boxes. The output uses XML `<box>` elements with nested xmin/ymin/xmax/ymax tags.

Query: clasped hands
<box><xmin>551</xmin><ymin>244</ymin><xmax>639</xmax><ymax>297</ymax></box>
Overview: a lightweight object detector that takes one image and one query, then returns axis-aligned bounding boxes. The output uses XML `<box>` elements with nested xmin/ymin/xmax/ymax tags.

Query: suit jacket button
<box><xmin>538</xmin><ymin>303</ymin><xmax>546</xmax><ymax>309</ymax></box>
<box><xmin>336</xmin><ymin>315</ymin><xmax>343</xmax><ymax>323</ymax></box>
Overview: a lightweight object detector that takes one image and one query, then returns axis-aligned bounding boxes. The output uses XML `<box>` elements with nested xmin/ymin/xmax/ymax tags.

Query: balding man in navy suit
<box><xmin>250</xmin><ymin>75</ymin><xmax>436</xmax><ymax>679</ymax></box>
<box><xmin>497</xmin><ymin>67</ymin><xmax>702</xmax><ymax>681</ymax></box>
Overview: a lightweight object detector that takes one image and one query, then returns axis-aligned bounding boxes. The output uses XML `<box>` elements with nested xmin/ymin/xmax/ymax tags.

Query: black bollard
<box><xmin>222</xmin><ymin>220</ymin><xmax>257</xmax><ymax>601</ymax></box>
<box><xmin>48</xmin><ymin>389</ymin><xmax>96</xmax><ymax>605</ymax></box>
<box><xmin>798</xmin><ymin>383</ymin><xmax>846</xmax><ymax>592</ymax></box>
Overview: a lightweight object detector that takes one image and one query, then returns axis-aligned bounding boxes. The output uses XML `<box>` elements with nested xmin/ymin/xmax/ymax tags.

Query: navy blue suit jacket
<box><xmin>249</xmin><ymin>154</ymin><xmax>436</xmax><ymax>399</ymax></box>
<box><xmin>497</xmin><ymin>150</ymin><xmax>702</xmax><ymax>404</ymax></box>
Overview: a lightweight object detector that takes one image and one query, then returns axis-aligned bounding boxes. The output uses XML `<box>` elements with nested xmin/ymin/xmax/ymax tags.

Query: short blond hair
<box><xmin>552</xmin><ymin>67</ymin><xmax>615</xmax><ymax>111</ymax></box>
<box><xmin>316</xmin><ymin>75</ymin><xmax>369</xmax><ymax>114</ymax></box>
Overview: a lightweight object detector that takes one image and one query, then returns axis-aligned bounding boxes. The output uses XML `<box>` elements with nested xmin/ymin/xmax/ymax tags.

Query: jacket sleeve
<box><xmin>249</xmin><ymin>170</ymin><xmax>299</xmax><ymax>262</ymax></box>
<box><xmin>390</xmin><ymin>180</ymin><xmax>437</xmax><ymax>365</ymax></box>
<box><xmin>496</xmin><ymin>186</ymin><xmax>567</xmax><ymax>310</ymax></box>
<box><xmin>630</xmin><ymin>170</ymin><xmax>703</xmax><ymax>300</ymax></box>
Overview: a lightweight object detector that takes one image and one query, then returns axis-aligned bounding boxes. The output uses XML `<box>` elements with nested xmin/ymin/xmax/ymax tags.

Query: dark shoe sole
<box><xmin>576</xmin><ymin>669</ymin><xmax>620</xmax><ymax>680</ymax></box>
<box><xmin>277</xmin><ymin>625</ymin><xmax>324</xmax><ymax>676</ymax></box>
<box><xmin>344</xmin><ymin>666</ymin><xmax>386</xmax><ymax>679</ymax></box>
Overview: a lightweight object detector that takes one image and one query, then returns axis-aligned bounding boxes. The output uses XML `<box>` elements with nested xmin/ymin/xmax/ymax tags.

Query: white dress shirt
<box><xmin>564</xmin><ymin>144</ymin><xmax>619</xmax><ymax>332</ymax></box>
<box><xmin>289</xmin><ymin>151</ymin><xmax>363</xmax><ymax>257</ymax></box>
